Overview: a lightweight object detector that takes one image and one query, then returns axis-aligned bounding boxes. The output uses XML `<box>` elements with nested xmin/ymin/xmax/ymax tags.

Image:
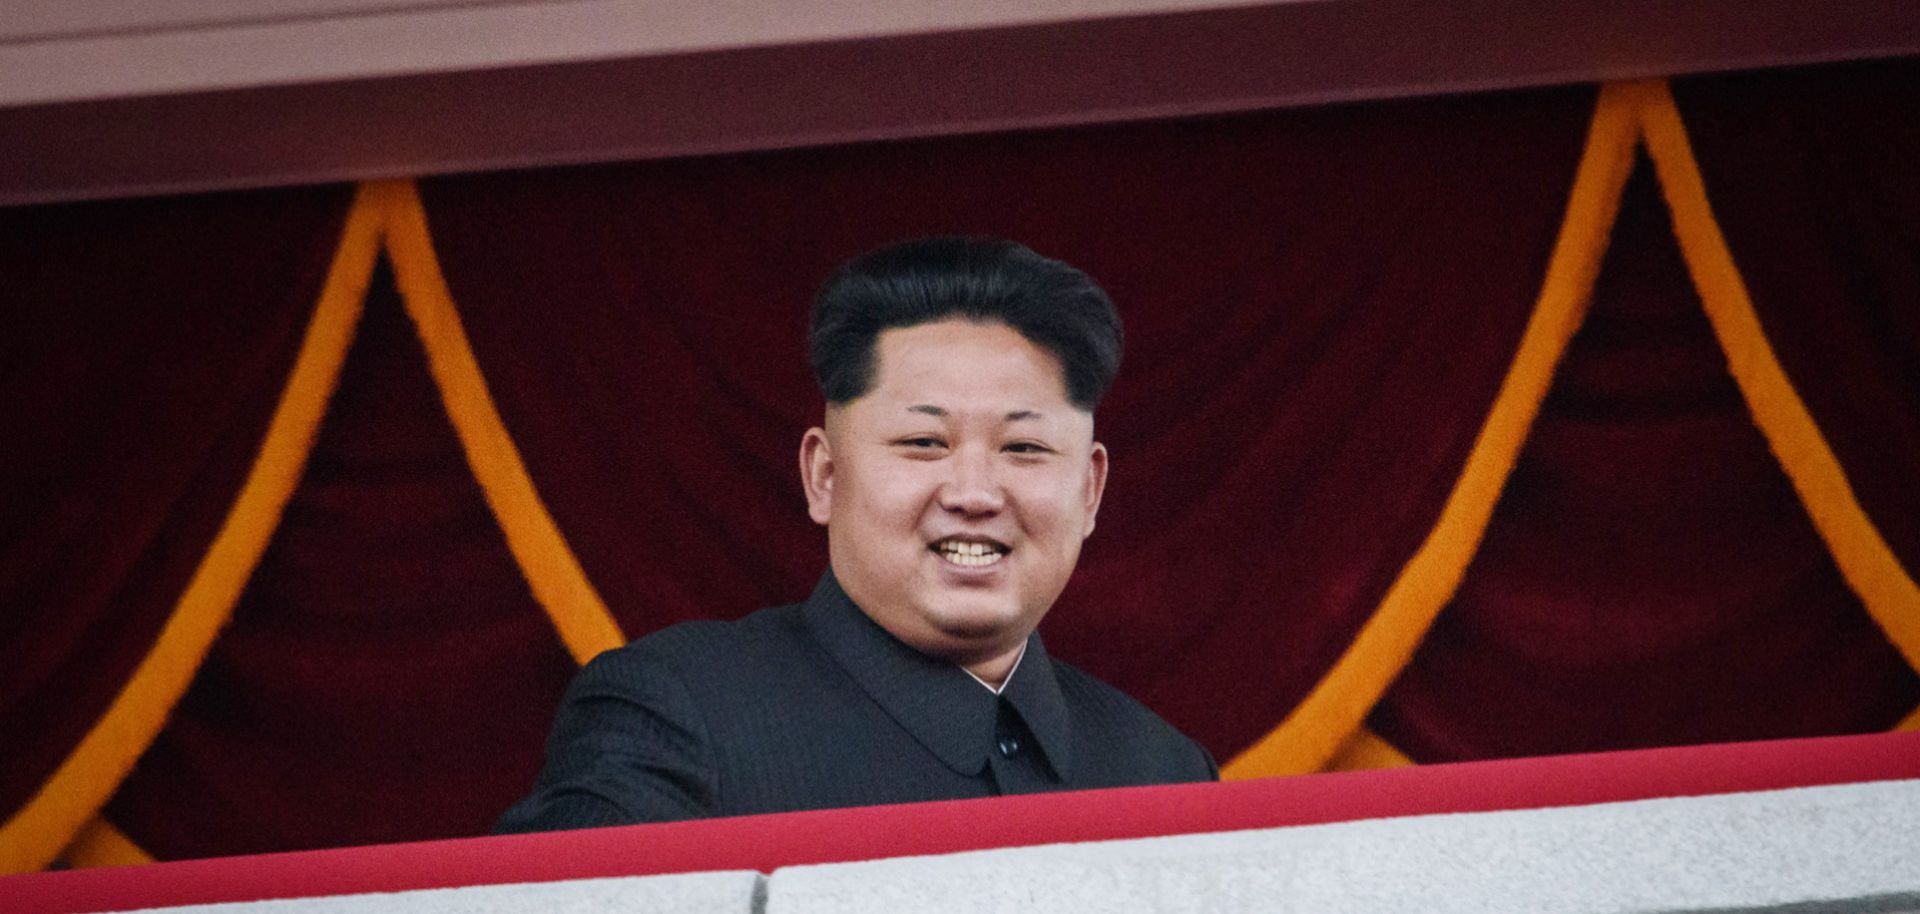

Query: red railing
<box><xmin>7</xmin><ymin>729</ymin><xmax>1917</xmax><ymax>914</ymax></box>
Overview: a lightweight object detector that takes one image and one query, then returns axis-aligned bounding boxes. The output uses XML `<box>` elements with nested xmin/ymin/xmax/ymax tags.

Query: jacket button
<box><xmin>997</xmin><ymin>735</ymin><xmax>1022</xmax><ymax>758</ymax></box>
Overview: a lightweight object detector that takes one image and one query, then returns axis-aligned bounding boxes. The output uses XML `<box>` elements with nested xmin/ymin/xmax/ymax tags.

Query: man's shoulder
<box><xmin>1048</xmin><ymin>657</ymin><xmax>1218</xmax><ymax>781</ymax></box>
<box><xmin>582</xmin><ymin>602</ymin><xmax>813</xmax><ymax>683</ymax></box>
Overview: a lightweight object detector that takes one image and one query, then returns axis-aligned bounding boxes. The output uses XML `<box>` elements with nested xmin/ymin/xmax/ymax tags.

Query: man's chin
<box><xmin>917</xmin><ymin>601</ymin><xmax>1032</xmax><ymax>647</ymax></box>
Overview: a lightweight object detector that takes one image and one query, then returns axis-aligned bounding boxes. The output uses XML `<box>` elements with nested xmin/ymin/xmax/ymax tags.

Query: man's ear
<box><xmin>800</xmin><ymin>426</ymin><xmax>833</xmax><ymax>526</ymax></box>
<box><xmin>1082</xmin><ymin>441</ymin><xmax>1109</xmax><ymax>538</ymax></box>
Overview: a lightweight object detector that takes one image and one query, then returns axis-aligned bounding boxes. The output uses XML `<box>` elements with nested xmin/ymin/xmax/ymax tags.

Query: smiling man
<box><xmin>497</xmin><ymin>238</ymin><xmax>1215</xmax><ymax>833</ymax></box>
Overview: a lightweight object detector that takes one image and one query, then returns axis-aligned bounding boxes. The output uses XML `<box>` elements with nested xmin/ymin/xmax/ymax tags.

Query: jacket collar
<box><xmin>801</xmin><ymin>572</ymin><xmax>1073</xmax><ymax>780</ymax></box>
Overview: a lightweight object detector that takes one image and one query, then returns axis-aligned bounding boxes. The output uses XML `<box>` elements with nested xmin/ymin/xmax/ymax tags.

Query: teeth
<box><xmin>942</xmin><ymin>551</ymin><xmax>1003</xmax><ymax>567</ymax></box>
<box><xmin>936</xmin><ymin>540</ymin><xmax>1006</xmax><ymax>567</ymax></box>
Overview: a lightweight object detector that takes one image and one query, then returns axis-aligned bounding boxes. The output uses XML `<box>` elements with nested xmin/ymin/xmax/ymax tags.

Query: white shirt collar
<box><xmin>960</xmin><ymin>639</ymin><xmax>1028</xmax><ymax>695</ymax></box>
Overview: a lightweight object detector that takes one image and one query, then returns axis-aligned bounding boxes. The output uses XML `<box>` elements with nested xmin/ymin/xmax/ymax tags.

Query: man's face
<box><xmin>800</xmin><ymin>319</ymin><xmax>1108</xmax><ymax>671</ymax></box>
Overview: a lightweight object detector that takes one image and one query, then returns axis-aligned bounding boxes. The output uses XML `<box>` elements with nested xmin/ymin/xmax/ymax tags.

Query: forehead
<box><xmin>866</xmin><ymin>320</ymin><xmax>1071</xmax><ymax>408</ymax></box>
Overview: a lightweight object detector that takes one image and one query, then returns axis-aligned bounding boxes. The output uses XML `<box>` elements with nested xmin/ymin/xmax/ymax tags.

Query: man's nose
<box><xmin>939</xmin><ymin>449</ymin><xmax>1006</xmax><ymax>516</ymax></box>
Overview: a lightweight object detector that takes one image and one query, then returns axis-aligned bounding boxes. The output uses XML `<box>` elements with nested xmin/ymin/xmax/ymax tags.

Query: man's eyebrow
<box><xmin>906</xmin><ymin>404</ymin><xmax>947</xmax><ymax>417</ymax></box>
<box><xmin>1005</xmin><ymin>410</ymin><xmax>1043</xmax><ymax>423</ymax></box>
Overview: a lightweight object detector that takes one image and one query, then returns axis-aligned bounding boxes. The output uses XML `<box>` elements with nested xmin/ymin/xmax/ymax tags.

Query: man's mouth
<box><xmin>930</xmin><ymin>537</ymin><xmax>1009</xmax><ymax>568</ymax></box>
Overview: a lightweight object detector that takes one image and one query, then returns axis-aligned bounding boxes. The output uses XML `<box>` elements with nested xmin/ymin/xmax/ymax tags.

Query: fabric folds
<box><xmin>2</xmin><ymin>55</ymin><xmax>1917</xmax><ymax>867</ymax></box>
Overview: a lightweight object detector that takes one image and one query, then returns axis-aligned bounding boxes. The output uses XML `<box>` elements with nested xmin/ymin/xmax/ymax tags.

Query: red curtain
<box><xmin>1372</xmin><ymin>158</ymin><xmax>1918</xmax><ymax>761</ymax></box>
<box><xmin>103</xmin><ymin>265</ymin><xmax>580</xmax><ymax>859</ymax></box>
<box><xmin>1680</xmin><ymin>58</ymin><xmax>1920</xmax><ymax>571</ymax></box>
<box><xmin>2</xmin><ymin>55</ymin><xmax>1916</xmax><ymax>865</ymax></box>
<box><xmin>0</xmin><ymin>187</ymin><xmax>351</xmax><ymax>823</ymax></box>
<box><xmin>1371</xmin><ymin>60</ymin><xmax>1920</xmax><ymax>760</ymax></box>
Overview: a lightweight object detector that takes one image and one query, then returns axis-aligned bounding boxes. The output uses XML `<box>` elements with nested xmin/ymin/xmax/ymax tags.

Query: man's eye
<box><xmin>897</xmin><ymin>437</ymin><xmax>945</xmax><ymax>449</ymax></box>
<box><xmin>1004</xmin><ymin>442</ymin><xmax>1052</xmax><ymax>455</ymax></box>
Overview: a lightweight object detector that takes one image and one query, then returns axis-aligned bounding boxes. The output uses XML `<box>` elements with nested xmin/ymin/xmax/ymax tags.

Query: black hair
<box><xmin>808</xmin><ymin>237</ymin><xmax>1123</xmax><ymax>411</ymax></box>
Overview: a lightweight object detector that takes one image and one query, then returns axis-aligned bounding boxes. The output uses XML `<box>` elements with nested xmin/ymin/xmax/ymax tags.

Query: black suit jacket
<box><xmin>497</xmin><ymin>573</ymin><xmax>1215</xmax><ymax>832</ymax></box>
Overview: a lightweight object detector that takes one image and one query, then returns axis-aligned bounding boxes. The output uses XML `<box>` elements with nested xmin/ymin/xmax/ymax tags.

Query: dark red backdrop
<box><xmin>2</xmin><ymin>56</ymin><xmax>1915</xmax><ymax>863</ymax></box>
